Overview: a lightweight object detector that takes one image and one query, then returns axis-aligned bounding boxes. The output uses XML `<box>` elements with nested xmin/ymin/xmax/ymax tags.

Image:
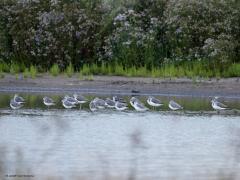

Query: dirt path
<box><xmin>0</xmin><ymin>74</ymin><xmax>239</xmax><ymax>99</ymax></box>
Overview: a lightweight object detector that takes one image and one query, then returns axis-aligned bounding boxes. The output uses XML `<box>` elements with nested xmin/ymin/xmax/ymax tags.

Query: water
<box><xmin>1</xmin><ymin>93</ymin><xmax>240</xmax><ymax>112</ymax></box>
<box><xmin>0</xmin><ymin>94</ymin><xmax>240</xmax><ymax>180</ymax></box>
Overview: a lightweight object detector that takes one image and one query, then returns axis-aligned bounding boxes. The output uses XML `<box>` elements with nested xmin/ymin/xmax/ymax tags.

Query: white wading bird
<box><xmin>169</xmin><ymin>100</ymin><xmax>183</xmax><ymax>111</ymax></box>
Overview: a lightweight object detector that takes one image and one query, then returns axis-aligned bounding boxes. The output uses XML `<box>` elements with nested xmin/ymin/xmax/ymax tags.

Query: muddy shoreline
<box><xmin>0</xmin><ymin>74</ymin><xmax>239</xmax><ymax>99</ymax></box>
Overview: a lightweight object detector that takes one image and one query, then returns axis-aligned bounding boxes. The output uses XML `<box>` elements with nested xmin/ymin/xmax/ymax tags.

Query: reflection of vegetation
<box><xmin>28</xmin><ymin>95</ymin><xmax>40</xmax><ymax>108</ymax></box>
<box><xmin>0</xmin><ymin>94</ymin><xmax>239</xmax><ymax>113</ymax></box>
<box><xmin>128</xmin><ymin>129</ymin><xmax>145</xmax><ymax>180</ymax></box>
<box><xmin>0</xmin><ymin>94</ymin><xmax>11</xmax><ymax>108</ymax></box>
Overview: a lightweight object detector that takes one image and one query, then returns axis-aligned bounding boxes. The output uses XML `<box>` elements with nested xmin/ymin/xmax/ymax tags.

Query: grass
<box><xmin>49</xmin><ymin>64</ymin><xmax>60</xmax><ymax>76</ymax></box>
<box><xmin>224</xmin><ymin>63</ymin><xmax>240</xmax><ymax>77</ymax></box>
<box><xmin>85</xmin><ymin>74</ymin><xmax>94</xmax><ymax>81</ymax></box>
<box><xmin>79</xmin><ymin>64</ymin><xmax>92</xmax><ymax>76</ymax></box>
<box><xmin>0</xmin><ymin>71</ymin><xmax>4</xmax><ymax>78</ymax></box>
<box><xmin>0</xmin><ymin>62</ymin><xmax>37</xmax><ymax>79</ymax></box>
<box><xmin>65</xmin><ymin>63</ymin><xmax>74</xmax><ymax>78</ymax></box>
<box><xmin>10</xmin><ymin>63</ymin><xmax>20</xmax><ymax>74</ymax></box>
<box><xmin>0</xmin><ymin>62</ymin><xmax>9</xmax><ymax>72</ymax></box>
<box><xmin>0</xmin><ymin>61</ymin><xmax>240</xmax><ymax>79</ymax></box>
<box><xmin>29</xmin><ymin>65</ymin><xmax>37</xmax><ymax>79</ymax></box>
<box><xmin>77</xmin><ymin>62</ymin><xmax>240</xmax><ymax>78</ymax></box>
<box><xmin>23</xmin><ymin>68</ymin><xmax>30</xmax><ymax>78</ymax></box>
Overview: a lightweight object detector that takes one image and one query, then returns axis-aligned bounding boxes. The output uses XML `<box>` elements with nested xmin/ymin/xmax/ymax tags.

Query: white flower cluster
<box><xmin>100</xmin><ymin>8</ymin><xmax>160</xmax><ymax>60</ymax></box>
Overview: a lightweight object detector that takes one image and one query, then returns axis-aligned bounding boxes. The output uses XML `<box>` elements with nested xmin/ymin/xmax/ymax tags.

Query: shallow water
<box><xmin>0</xmin><ymin>94</ymin><xmax>240</xmax><ymax>180</ymax></box>
<box><xmin>1</xmin><ymin>93</ymin><xmax>240</xmax><ymax>112</ymax></box>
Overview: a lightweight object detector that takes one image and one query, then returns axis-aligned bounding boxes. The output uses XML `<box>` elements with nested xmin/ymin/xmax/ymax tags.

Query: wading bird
<box><xmin>115</xmin><ymin>101</ymin><xmax>128</xmax><ymax>111</ymax></box>
<box><xmin>62</xmin><ymin>99</ymin><xmax>76</xmax><ymax>109</ymax></box>
<box><xmin>10</xmin><ymin>98</ymin><xmax>23</xmax><ymax>110</ymax></box>
<box><xmin>130</xmin><ymin>97</ymin><xmax>148</xmax><ymax>112</ymax></box>
<box><xmin>43</xmin><ymin>96</ymin><xmax>55</xmax><ymax>108</ymax></box>
<box><xmin>14</xmin><ymin>94</ymin><xmax>25</xmax><ymax>104</ymax></box>
<box><xmin>73</xmin><ymin>94</ymin><xmax>87</xmax><ymax>109</ymax></box>
<box><xmin>105</xmin><ymin>98</ymin><xmax>116</xmax><ymax>108</ymax></box>
<box><xmin>211</xmin><ymin>98</ymin><xmax>228</xmax><ymax>110</ymax></box>
<box><xmin>169</xmin><ymin>100</ymin><xmax>183</xmax><ymax>111</ymax></box>
<box><xmin>147</xmin><ymin>96</ymin><xmax>163</xmax><ymax>110</ymax></box>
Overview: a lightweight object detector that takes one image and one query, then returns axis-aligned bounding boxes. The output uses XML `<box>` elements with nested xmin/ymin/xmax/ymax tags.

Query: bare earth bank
<box><xmin>0</xmin><ymin>74</ymin><xmax>239</xmax><ymax>98</ymax></box>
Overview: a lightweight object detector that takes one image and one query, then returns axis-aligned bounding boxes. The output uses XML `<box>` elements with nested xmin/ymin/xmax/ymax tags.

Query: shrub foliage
<box><xmin>0</xmin><ymin>0</ymin><xmax>239</xmax><ymax>71</ymax></box>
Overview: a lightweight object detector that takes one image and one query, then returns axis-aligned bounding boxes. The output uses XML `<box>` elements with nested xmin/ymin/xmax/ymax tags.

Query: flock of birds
<box><xmin>9</xmin><ymin>94</ymin><xmax>229</xmax><ymax>112</ymax></box>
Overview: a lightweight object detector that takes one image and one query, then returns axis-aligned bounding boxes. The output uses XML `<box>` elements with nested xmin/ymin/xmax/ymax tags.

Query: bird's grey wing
<box><xmin>46</xmin><ymin>97</ymin><xmax>54</xmax><ymax>103</ymax></box>
<box><xmin>16</xmin><ymin>96</ymin><xmax>24</xmax><ymax>102</ymax></box>
<box><xmin>108</xmin><ymin>100</ymin><xmax>115</xmax><ymax>106</ymax></box>
<box><xmin>11</xmin><ymin>100</ymin><xmax>22</xmax><ymax>107</ymax></box>
<box><xmin>136</xmin><ymin>103</ymin><xmax>146</xmax><ymax>109</ymax></box>
<box><xmin>216</xmin><ymin>101</ymin><xmax>227</xmax><ymax>108</ymax></box>
<box><xmin>90</xmin><ymin>102</ymin><xmax>96</xmax><ymax>108</ymax></box>
<box><xmin>117</xmin><ymin>103</ymin><xmax>127</xmax><ymax>108</ymax></box>
<box><xmin>152</xmin><ymin>98</ymin><xmax>162</xmax><ymax>104</ymax></box>
<box><xmin>77</xmin><ymin>95</ymin><xmax>86</xmax><ymax>101</ymax></box>
<box><xmin>69</xmin><ymin>97</ymin><xmax>77</xmax><ymax>103</ymax></box>
<box><xmin>65</xmin><ymin>101</ymin><xmax>74</xmax><ymax>106</ymax></box>
<box><xmin>114</xmin><ymin>96</ymin><xmax>125</xmax><ymax>102</ymax></box>
<box><xmin>171</xmin><ymin>101</ymin><xmax>182</xmax><ymax>109</ymax></box>
<box><xmin>96</xmin><ymin>100</ymin><xmax>105</xmax><ymax>106</ymax></box>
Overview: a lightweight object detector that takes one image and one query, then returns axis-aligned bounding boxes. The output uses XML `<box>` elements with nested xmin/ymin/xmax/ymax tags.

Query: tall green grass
<box><xmin>1</xmin><ymin>61</ymin><xmax>239</xmax><ymax>79</ymax></box>
<box><xmin>0</xmin><ymin>69</ymin><xmax>4</xmax><ymax>78</ymax></box>
<box><xmin>23</xmin><ymin>68</ymin><xmax>30</xmax><ymax>78</ymax></box>
<box><xmin>0</xmin><ymin>63</ymin><xmax>9</xmax><ymax>72</ymax></box>
<box><xmin>29</xmin><ymin>65</ymin><xmax>37</xmax><ymax>79</ymax></box>
<box><xmin>224</xmin><ymin>63</ymin><xmax>240</xmax><ymax>77</ymax></box>
<box><xmin>65</xmin><ymin>63</ymin><xmax>74</xmax><ymax>77</ymax></box>
<box><xmin>78</xmin><ymin>62</ymin><xmax>240</xmax><ymax>78</ymax></box>
<box><xmin>10</xmin><ymin>63</ymin><xmax>21</xmax><ymax>74</ymax></box>
<box><xmin>49</xmin><ymin>64</ymin><xmax>60</xmax><ymax>77</ymax></box>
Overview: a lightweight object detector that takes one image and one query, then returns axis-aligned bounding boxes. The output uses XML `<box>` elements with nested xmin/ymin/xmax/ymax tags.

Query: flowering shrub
<box><xmin>0</xmin><ymin>0</ymin><xmax>103</xmax><ymax>68</ymax></box>
<box><xmin>99</xmin><ymin>0</ymin><xmax>167</xmax><ymax>68</ymax></box>
<box><xmin>164</xmin><ymin>0</ymin><xmax>240</xmax><ymax>63</ymax></box>
<box><xmin>0</xmin><ymin>0</ymin><xmax>239</xmax><ymax>70</ymax></box>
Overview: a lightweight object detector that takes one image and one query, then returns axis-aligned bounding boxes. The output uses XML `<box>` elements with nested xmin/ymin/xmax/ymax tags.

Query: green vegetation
<box><xmin>65</xmin><ymin>63</ymin><xmax>74</xmax><ymax>78</ymax></box>
<box><xmin>0</xmin><ymin>63</ymin><xmax>9</xmax><ymax>72</ymax></box>
<box><xmin>0</xmin><ymin>69</ymin><xmax>4</xmax><ymax>78</ymax></box>
<box><xmin>0</xmin><ymin>0</ymin><xmax>239</xmax><ymax>78</ymax></box>
<box><xmin>77</xmin><ymin>62</ymin><xmax>240</xmax><ymax>78</ymax></box>
<box><xmin>0</xmin><ymin>61</ymin><xmax>240</xmax><ymax>79</ymax></box>
<box><xmin>10</xmin><ymin>63</ymin><xmax>21</xmax><ymax>75</ymax></box>
<box><xmin>0</xmin><ymin>61</ymin><xmax>239</xmax><ymax>78</ymax></box>
<box><xmin>224</xmin><ymin>64</ymin><xmax>240</xmax><ymax>77</ymax></box>
<box><xmin>50</xmin><ymin>64</ymin><xmax>60</xmax><ymax>77</ymax></box>
<box><xmin>29</xmin><ymin>65</ymin><xmax>37</xmax><ymax>79</ymax></box>
<box><xmin>23</xmin><ymin>68</ymin><xmax>30</xmax><ymax>78</ymax></box>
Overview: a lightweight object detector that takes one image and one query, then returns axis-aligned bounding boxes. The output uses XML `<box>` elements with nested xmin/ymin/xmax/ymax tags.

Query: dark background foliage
<box><xmin>0</xmin><ymin>0</ymin><xmax>239</xmax><ymax>70</ymax></box>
